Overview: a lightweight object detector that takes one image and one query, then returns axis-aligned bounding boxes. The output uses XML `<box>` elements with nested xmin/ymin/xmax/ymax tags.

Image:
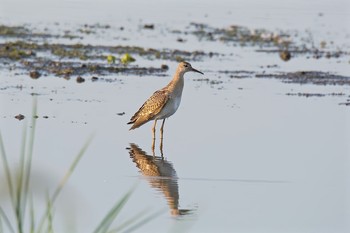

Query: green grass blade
<box><xmin>37</xmin><ymin>134</ymin><xmax>94</xmax><ymax>233</ymax></box>
<box><xmin>94</xmin><ymin>192</ymin><xmax>131</xmax><ymax>233</ymax></box>
<box><xmin>30</xmin><ymin>194</ymin><xmax>35</xmax><ymax>233</ymax></box>
<box><xmin>0</xmin><ymin>132</ymin><xmax>15</xmax><ymax>209</ymax></box>
<box><xmin>0</xmin><ymin>207</ymin><xmax>15</xmax><ymax>233</ymax></box>
<box><xmin>15</xmin><ymin>122</ymin><xmax>28</xmax><ymax>233</ymax></box>
<box><xmin>106</xmin><ymin>209</ymin><xmax>148</xmax><ymax>233</ymax></box>
<box><xmin>45</xmin><ymin>192</ymin><xmax>54</xmax><ymax>233</ymax></box>
<box><xmin>93</xmin><ymin>185</ymin><xmax>136</xmax><ymax>233</ymax></box>
<box><xmin>51</xmin><ymin>134</ymin><xmax>94</xmax><ymax>202</ymax></box>
<box><xmin>0</xmin><ymin>215</ymin><xmax>3</xmax><ymax>233</ymax></box>
<box><xmin>121</xmin><ymin>209</ymin><xmax>165</xmax><ymax>233</ymax></box>
<box><xmin>21</xmin><ymin>97</ymin><xmax>38</xmax><ymax>226</ymax></box>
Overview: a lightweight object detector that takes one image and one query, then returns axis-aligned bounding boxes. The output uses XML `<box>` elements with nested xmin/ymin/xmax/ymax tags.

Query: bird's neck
<box><xmin>167</xmin><ymin>72</ymin><xmax>184</xmax><ymax>96</ymax></box>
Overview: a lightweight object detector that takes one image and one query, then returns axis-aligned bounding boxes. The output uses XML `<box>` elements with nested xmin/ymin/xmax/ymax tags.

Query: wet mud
<box><xmin>186</xmin><ymin>23</ymin><xmax>349</xmax><ymax>60</ymax></box>
<box><xmin>0</xmin><ymin>24</ymin><xmax>222</xmax><ymax>79</ymax></box>
<box><xmin>256</xmin><ymin>71</ymin><xmax>350</xmax><ymax>85</ymax></box>
<box><xmin>0</xmin><ymin>40</ymin><xmax>209</xmax><ymax>78</ymax></box>
<box><xmin>0</xmin><ymin>23</ymin><xmax>349</xmax><ymax>99</ymax></box>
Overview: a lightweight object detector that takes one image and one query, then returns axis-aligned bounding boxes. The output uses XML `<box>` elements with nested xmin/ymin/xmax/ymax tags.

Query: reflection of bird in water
<box><xmin>127</xmin><ymin>143</ymin><xmax>192</xmax><ymax>216</ymax></box>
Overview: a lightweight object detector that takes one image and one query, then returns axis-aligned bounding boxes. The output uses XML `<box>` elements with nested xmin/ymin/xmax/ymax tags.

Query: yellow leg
<box><xmin>159</xmin><ymin>119</ymin><xmax>165</xmax><ymax>158</ymax></box>
<box><xmin>152</xmin><ymin>137</ymin><xmax>156</xmax><ymax>156</ymax></box>
<box><xmin>152</xmin><ymin>119</ymin><xmax>157</xmax><ymax>139</ymax></box>
<box><xmin>160</xmin><ymin>119</ymin><xmax>166</xmax><ymax>139</ymax></box>
<box><xmin>152</xmin><ymin>120</ymin><xmax>157</xmax><ymax>155</ymax></box>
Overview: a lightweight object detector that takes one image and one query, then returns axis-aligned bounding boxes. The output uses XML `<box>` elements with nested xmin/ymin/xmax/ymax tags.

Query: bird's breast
<box><xmin>171</xmin><ymin>94</ymin><xmax>182</xmax><ymax>111</ymax></box>
<box><xmin>157</xmin><ymin>95</ymin><xmax>182</xmax><ymax>119</ymax></box>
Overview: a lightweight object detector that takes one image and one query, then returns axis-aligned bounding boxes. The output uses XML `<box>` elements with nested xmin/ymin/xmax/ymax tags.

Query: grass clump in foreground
<box><xmin>0</xmin><ymin>98</ymin><xmax>162</xmax><ymax>233</ymax></box>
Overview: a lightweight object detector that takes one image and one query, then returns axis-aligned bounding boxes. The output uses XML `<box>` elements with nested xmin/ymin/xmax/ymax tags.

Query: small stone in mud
<box><xmin>177</xmin><ymin>38</ymin><xmax>185</xmax><ymax>43</ymax></box>
<box><xmin>29</xmin><ymin>70</ymin><xmax>41</xmax><ymax>79</ymax></box>
<box><xmin>161</xmin><ymin>64</ymin><xmax>169</xmax><ymax>70</ymax></box>
<box><xmin>279</xmin><ymin>51</ymin><xmax>291</xmax><ymax>61</ymax></box>
<box><xmin>91</xmin><ymin>76</ymin><xmax>99</xmax><ymax>81</ymax></box>
<box><xmin>144</xmin><ymin>24</ymin><xmax>154</xmax><ymax>29</ymax></box>
<box><xmin>76</xmin><ymin>76</ymin><xmax>85</xmax><ymax>83</ymax></box>
<box><xmin>313</xmin><ymin>54</ymin><xmax>322</xmax><ymax>59</ymax></box>
<box><xmin>117</xmin><ymin>112</ymin><xmax>125</xmax><ymax>116</ymax></box>
<box><xmin>15</xmin><ymin>114</ymin><xmax>25</xmax><ymax>120</ymax></box>
<box><xmin>267</xmin><ymin>64</ymin><xmax>278</xmax><ymax>68</ymax></box>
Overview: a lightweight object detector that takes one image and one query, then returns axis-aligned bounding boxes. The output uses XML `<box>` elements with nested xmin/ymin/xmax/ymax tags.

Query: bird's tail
<box><xmin>127</xmin><ymin>120</ymin><xmax>136</xmax><ymax>130</ymax></box>
<box><xmin>127</xmin><ymin>118</ymin><xmax>148</xmax><ymax>130</ymax></box>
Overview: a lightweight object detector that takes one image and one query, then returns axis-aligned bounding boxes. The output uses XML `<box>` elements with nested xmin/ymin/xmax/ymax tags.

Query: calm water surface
<box><xmin>0</xmin><ymin>0</ymin><xmax>349</xmax><ymax>232</ymax></box>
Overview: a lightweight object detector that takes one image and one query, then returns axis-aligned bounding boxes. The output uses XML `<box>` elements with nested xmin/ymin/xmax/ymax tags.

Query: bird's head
<box><xmin>177</xmin><ymin>61</ymin><xmax>204</xmax><ymax>75</ymax></box>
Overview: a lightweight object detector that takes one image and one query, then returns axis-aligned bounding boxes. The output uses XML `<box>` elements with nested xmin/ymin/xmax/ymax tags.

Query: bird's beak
<box><xmin>191</xmin><ymin>67</ymin><xmax>204</xmax><ymax>75</ymax></box>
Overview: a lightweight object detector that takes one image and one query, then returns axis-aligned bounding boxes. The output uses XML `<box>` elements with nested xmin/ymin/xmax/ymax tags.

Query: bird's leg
<box><xmin>152</xmin><ymin>138</ymin><xmax>155</xmax><ymax>156</ymax></box>
<box><xmin>152</xmin><ymin>119</ymin><xmax>157</xmax><ymax>140</ymax></box>
<box><xmin>159</xmin><ymin>119</ymin><xmax>165</xmax><ymax>158</ymax></box>
<box><xmin>160</xmin><ymin>119</ymin><xmax>166</xmax><ymax>139</ymax></box>
<box><xmin>152</xmin><ymin>120</ymin><xmax>157</xmax><ymax>155</ymax></box>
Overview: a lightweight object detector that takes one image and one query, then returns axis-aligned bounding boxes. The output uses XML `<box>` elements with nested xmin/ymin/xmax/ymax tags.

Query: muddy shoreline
<box><xmin>0</xmin><ymin>23</ymin><xmax>349</xmax><ymax>87</ymax></box>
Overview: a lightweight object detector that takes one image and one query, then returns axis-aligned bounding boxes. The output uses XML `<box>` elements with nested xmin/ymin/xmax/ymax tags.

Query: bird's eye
<box><xmin>184</xmin><ymin>64</ymin><xmax>188</xmax><ymax>67</ymax></box>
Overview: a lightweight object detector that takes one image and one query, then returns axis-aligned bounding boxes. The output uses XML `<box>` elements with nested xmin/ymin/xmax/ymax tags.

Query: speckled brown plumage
<box><xmin>128</xmin><ymin>89</ymin><xmax>169</xmax><ymax>130</ymax></box>
<box><xmin>127</xmin><ymin>62</ymin><xmax>203</xmax><ymax>136</ymax></box>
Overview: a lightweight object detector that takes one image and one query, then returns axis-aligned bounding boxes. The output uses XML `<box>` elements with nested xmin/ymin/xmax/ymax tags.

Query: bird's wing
<box><xmin>128</xmin><ymin>89</ymin><xmax>169</xmax><ymax>123</ymax></box>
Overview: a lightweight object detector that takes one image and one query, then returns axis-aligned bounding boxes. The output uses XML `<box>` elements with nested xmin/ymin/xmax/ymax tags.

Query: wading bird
<box><xmin>127</xmin><ymin>62</ymin><xmax>204</xmax><ymax>144</ymax></box>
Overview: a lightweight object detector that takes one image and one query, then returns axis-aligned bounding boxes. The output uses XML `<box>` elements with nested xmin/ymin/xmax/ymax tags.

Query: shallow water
<box><xmin>1</xmin><ymin>0</ymin><xmax>350</xmax><ymax>233</ymax></box>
